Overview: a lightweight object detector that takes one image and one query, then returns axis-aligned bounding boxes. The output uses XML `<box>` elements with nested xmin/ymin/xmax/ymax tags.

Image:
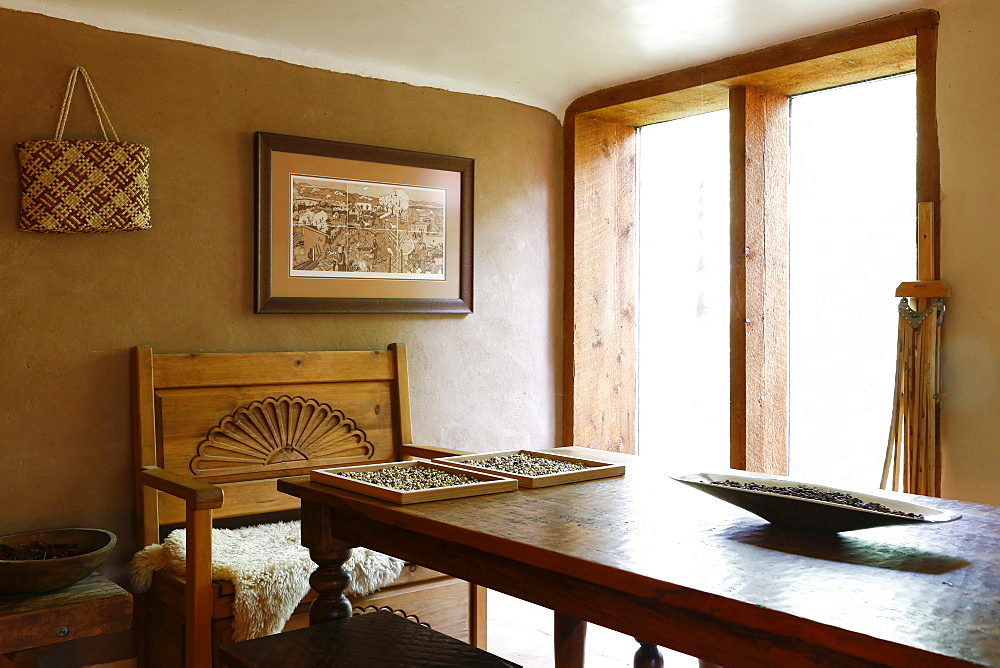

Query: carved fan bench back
<box><xmin>131</xmin><ymin>343</ymin><xmax>488</xmax><ymax>668</ymax></box>
<box><xmin>134</xmin><ymin>345</ymin><xmax>409</xmax><ymax>542</ymax></box>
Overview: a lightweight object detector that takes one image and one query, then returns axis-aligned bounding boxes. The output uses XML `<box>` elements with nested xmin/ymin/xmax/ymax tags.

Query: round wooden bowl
<box><xmin>0</xmin><ymin>528</ymin><xmax>116</xmax><ymax>594</ymax></box>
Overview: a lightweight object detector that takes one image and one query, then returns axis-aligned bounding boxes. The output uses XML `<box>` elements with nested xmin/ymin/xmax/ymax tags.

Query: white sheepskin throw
<box><xmin>129</xmin><ymin>520</ymin><xmax>403</xmax><ymax>642</ymax></box>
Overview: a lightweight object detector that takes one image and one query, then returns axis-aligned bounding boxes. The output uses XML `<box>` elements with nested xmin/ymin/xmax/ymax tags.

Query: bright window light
<box><xmin>637</xmin><ymin>109</ymin><xmax>730</xmax><ymax>474</ymax></box>
<box><xmin>786</xmin><ymin>73</ymin><xmax>917</xmax><ymax>491</ymax></box>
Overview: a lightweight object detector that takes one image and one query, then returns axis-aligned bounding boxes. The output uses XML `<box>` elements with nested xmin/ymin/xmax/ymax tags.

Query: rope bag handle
<box><xmin>54</xmin><ymin>66</ymin><xmax>120</xmax><ymax>142</ymax></box>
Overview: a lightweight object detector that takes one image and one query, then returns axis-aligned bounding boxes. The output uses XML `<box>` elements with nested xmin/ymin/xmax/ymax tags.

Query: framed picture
<box><xmin>255</xmin><ymin>132</ymin><xmax>473</xmax><ymax>313</ymax></box>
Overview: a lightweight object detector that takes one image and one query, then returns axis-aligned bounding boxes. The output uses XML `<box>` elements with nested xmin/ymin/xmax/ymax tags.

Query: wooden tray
<box><xmin>436</xmin><ymin>449</ymin><xmax>625</xmax><ymax>488</ymax></box>
<box><xmin>310</xmin><ymin>460</ymin><xmax>518</xmax><ymax>504</ymax></box>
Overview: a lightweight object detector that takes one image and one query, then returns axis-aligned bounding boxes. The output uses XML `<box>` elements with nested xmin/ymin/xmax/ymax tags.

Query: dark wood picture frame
<box><xmin>255</xmin><ymin>132</ymin><xmax>473</xmax><ymax>313</ymax></box>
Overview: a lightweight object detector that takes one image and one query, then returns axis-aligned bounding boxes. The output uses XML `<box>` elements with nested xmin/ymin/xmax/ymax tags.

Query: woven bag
<box><xmin>16</xmin><ymin>67</ymin><xmax>150</xmax><ymax>233</ymax></box>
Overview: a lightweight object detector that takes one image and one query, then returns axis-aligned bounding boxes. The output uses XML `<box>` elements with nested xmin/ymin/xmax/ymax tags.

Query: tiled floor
<box><xmin>486</xmin><ymin>590</ymin><xmax>700</xmax><ymax>668</ymax></box>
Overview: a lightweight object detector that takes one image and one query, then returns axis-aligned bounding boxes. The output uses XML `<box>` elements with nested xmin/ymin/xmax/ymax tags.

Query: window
<box><xmin>635</xmin><ymin>74</ymin><xmax>918</xmax><ymax>487</ymax></box>
<box><xmin>565</xmin><ymin>10</ymin><xmax>940</xmax><ymax>480</ymax></box>
<box><xmin>786</xmin><ymin>74</ymin><xmax>917</xmax><ymax>489</ymax></box>
<box><xmin>637</xmin><ymin>110</ymin><xmax>730</xmax><ymax>473</ymax></box>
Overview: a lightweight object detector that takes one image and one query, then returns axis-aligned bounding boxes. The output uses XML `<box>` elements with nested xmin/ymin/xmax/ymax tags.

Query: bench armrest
<box><xmin>139</xmin><ymin>465</ymin><xmax>224</xmax><ymax>510</ymax></box>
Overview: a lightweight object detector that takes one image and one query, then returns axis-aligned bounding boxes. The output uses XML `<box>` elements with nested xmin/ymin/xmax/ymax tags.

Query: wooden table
<box><xmin>278</xmin><ymin>448</ymin><xmax>1000</xmax><ymax>667</ymax></box>
<box><xmin>0</xmin><ymin>573</ymin><xmax>132</xmax><ymax>667</ymax></box>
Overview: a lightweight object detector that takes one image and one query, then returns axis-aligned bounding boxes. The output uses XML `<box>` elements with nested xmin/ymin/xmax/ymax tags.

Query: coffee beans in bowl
<box><xmin>671</xmin><ymin>472</ymin><xmax>961</xmax><ymax>533</ymax></box>
<box><xmin>0</xmin><ymin>528</ymin><xmax>116</xmax><ymax>594</ymax></box>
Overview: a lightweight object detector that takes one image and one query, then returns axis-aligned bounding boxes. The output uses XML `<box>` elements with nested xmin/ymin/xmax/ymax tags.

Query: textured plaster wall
<box><xmin>0</xmin><ymin>9</ymin><xmax>562</xmax><ymax>664</ymax></box>
<box><xmin>936</xmin><ymin>0</ymin><xmax>1000</xmax><ymax>505</ymax></box>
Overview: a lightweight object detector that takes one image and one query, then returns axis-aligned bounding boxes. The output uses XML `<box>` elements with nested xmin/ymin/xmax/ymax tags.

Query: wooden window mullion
<box><xmin>730</xmin><ymin>86</ymin><xmax>789</xmax><ymax>475</ymax></box>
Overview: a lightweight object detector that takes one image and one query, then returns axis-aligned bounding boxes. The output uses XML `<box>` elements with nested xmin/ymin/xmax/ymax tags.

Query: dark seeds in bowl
<box><xmin>0</xmin><ymin>541</ymin><xmax>87</xmax><ymax>560</ymax></box>
<box><xmin>710</xmin><ymin>480</ymin><xmax>924</xmax><ymax>519</ymax></box>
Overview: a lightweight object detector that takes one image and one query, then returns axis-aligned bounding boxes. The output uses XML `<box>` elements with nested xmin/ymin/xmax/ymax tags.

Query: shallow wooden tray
<box><xmin>436</xmin><ymin>449</ymin><xmax>626</xmax><ymax>488</ymax></box>
<box><xmin>310</xmin><ymin>459</ymin><xmax>518</xmax><ymax>504</ymax></box>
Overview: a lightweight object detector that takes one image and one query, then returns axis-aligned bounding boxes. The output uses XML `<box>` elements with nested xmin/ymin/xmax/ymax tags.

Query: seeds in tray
<box><xmin>711</xmin><ymin>480</ymin><xmax>924</xmax><ymax>519</ymax></box>
<box><xmin>471</xmin><ymin>452</ymin><xmax>588</xmax><ymax>476</ymax></box>
<box><xmin>333</xmin><ymin>465</ymin><xmax>480</xmax><ymax>491</ymax></box>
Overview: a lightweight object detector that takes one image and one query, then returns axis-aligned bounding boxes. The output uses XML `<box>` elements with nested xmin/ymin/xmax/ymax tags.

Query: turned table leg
<box><xmin>634</xmin><ymin>640</ymin><xmax>664</xmax><ymax>668</ymax></box>
<box><xmin>554</xmin><ymin>612</ymin><xmax>586</xmax><ymax>668</ymax></box>
<box><xmin>301</xmin><ymin>502</ymin><xmax>354</xmax><ymax>625</ymax></box>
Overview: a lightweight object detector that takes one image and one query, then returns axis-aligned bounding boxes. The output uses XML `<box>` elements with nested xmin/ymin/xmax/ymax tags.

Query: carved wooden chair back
<box><xmin>132</xmin><ymin>343</ymin><xmax>415</xmax><ymax>667</ymax></box>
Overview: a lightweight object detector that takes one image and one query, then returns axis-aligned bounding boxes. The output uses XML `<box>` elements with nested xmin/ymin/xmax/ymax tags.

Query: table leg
<box><xmin>634</xmin><ymin>641</ymin><xmax>664</xmax><ymax>668</ymax></box>
<box><xmin>301</xmin><ymin>502</ymin><xmax>354</xmax><ymax>625</ymax></box>
<box><xmin>554</xmin><ymin>612</ymin><xmax>586</xmax><ymax>668</ymax></box>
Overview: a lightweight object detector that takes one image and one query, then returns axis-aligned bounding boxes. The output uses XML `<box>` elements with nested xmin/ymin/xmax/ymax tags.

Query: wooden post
<box><xmin>388</xmin><ymin>342</ymin><xmax>413</xmax><ymax>450</ymax></box>
<box><xmin>185</xmin><ymin>507</ymin><xmax>214</xmax><ymax>668</ymax></box>
<box><xmin>916</xmin><ymin>201</ymin><xmax>936</xmax><ymax>282</ymax></box>
<box><xmin>915</xmin><ymin>22</ymin><xmax>943</xmax><ymax>497</ymax></box>
<box><xmin>916</xmin><ymin>23</ymin><xmax>940</xmax><ymax>279</ymax></box>
<box><xmin>554</xmin><ymin>612</ymin><xmax>587</xmax><ymax>668</ymax></box>
<box><xmin>568</xmin><ymin>114</ymin><xmax>638</xmax><ymax>453</ymax></box>
<box><xmin>470</xmin><ymin>584</ymin><xmax>488</xmax><ymax>649</ymax></box>
<box><xmin>132</xmin><ymin>347</ymin><xmax>160</xmax><ymax>547</ymax></box>
<box><xmin>730</xmin><ymin>86</ymin><xmax>790</xmax><ymax>475</ymax></box>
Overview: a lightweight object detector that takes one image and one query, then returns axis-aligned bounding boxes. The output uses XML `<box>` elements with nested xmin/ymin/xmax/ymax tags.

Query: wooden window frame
<box><xmin>563</xmin><ymin>10</ymin><xmax>940</xmax><ymax>473</ymax></box>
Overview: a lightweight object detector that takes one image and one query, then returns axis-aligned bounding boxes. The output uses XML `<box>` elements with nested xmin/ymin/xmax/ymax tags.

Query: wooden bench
<box><xmin>132</xmin><ymin>343</ymin><xmax>485</xmax><ymax>666</ymax></box>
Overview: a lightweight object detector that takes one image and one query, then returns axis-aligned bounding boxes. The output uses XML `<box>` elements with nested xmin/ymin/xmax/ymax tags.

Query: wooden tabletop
<box><xmin>278</xmin><ymin>448</ymin><xmax>1000</xmax><ymax>667</ymax></box>
<box><xmin>0</xmin><ymin>573</ymin><xmax>132</xmax><ymax>658</ymax></box>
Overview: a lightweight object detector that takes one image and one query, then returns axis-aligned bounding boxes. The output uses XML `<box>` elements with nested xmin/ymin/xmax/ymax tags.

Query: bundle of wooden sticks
<box><xmin>882</xmin><ymin>202</ymin><xmax>948</xmax><ymax>497</ymax></box>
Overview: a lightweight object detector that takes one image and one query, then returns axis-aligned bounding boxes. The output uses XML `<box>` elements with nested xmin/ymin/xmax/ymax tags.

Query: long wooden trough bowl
<box><xmin>672</xmin><ymin>472</ymin><xmax>961</xmax><ymax>533</ymax></box>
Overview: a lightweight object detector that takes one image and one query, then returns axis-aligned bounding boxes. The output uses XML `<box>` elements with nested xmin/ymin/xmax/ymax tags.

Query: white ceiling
<box><xmin>4</xmin><ymin>0</ymin><xmax>946</xmax><ymax>117</ymax></box>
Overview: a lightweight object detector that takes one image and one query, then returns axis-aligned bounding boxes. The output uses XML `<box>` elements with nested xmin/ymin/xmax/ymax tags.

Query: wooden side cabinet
<box><xmin>0</xmin><ymin>573</ymin><xmax>132</xmax><ymax>667</ymax></box>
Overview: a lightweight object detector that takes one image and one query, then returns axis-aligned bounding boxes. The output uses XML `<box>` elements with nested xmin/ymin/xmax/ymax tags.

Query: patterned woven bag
<box><xmin>17</xmin><ymin>67</ymin><xmax>150</xmax><ymax>233</ymax></box>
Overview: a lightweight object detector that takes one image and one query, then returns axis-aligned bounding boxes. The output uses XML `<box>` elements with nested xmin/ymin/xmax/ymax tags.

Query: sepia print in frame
<box><xmin>255</xmin><ymin>132</ymin><xmax>473</xmax><ymax>313</ymax></box>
